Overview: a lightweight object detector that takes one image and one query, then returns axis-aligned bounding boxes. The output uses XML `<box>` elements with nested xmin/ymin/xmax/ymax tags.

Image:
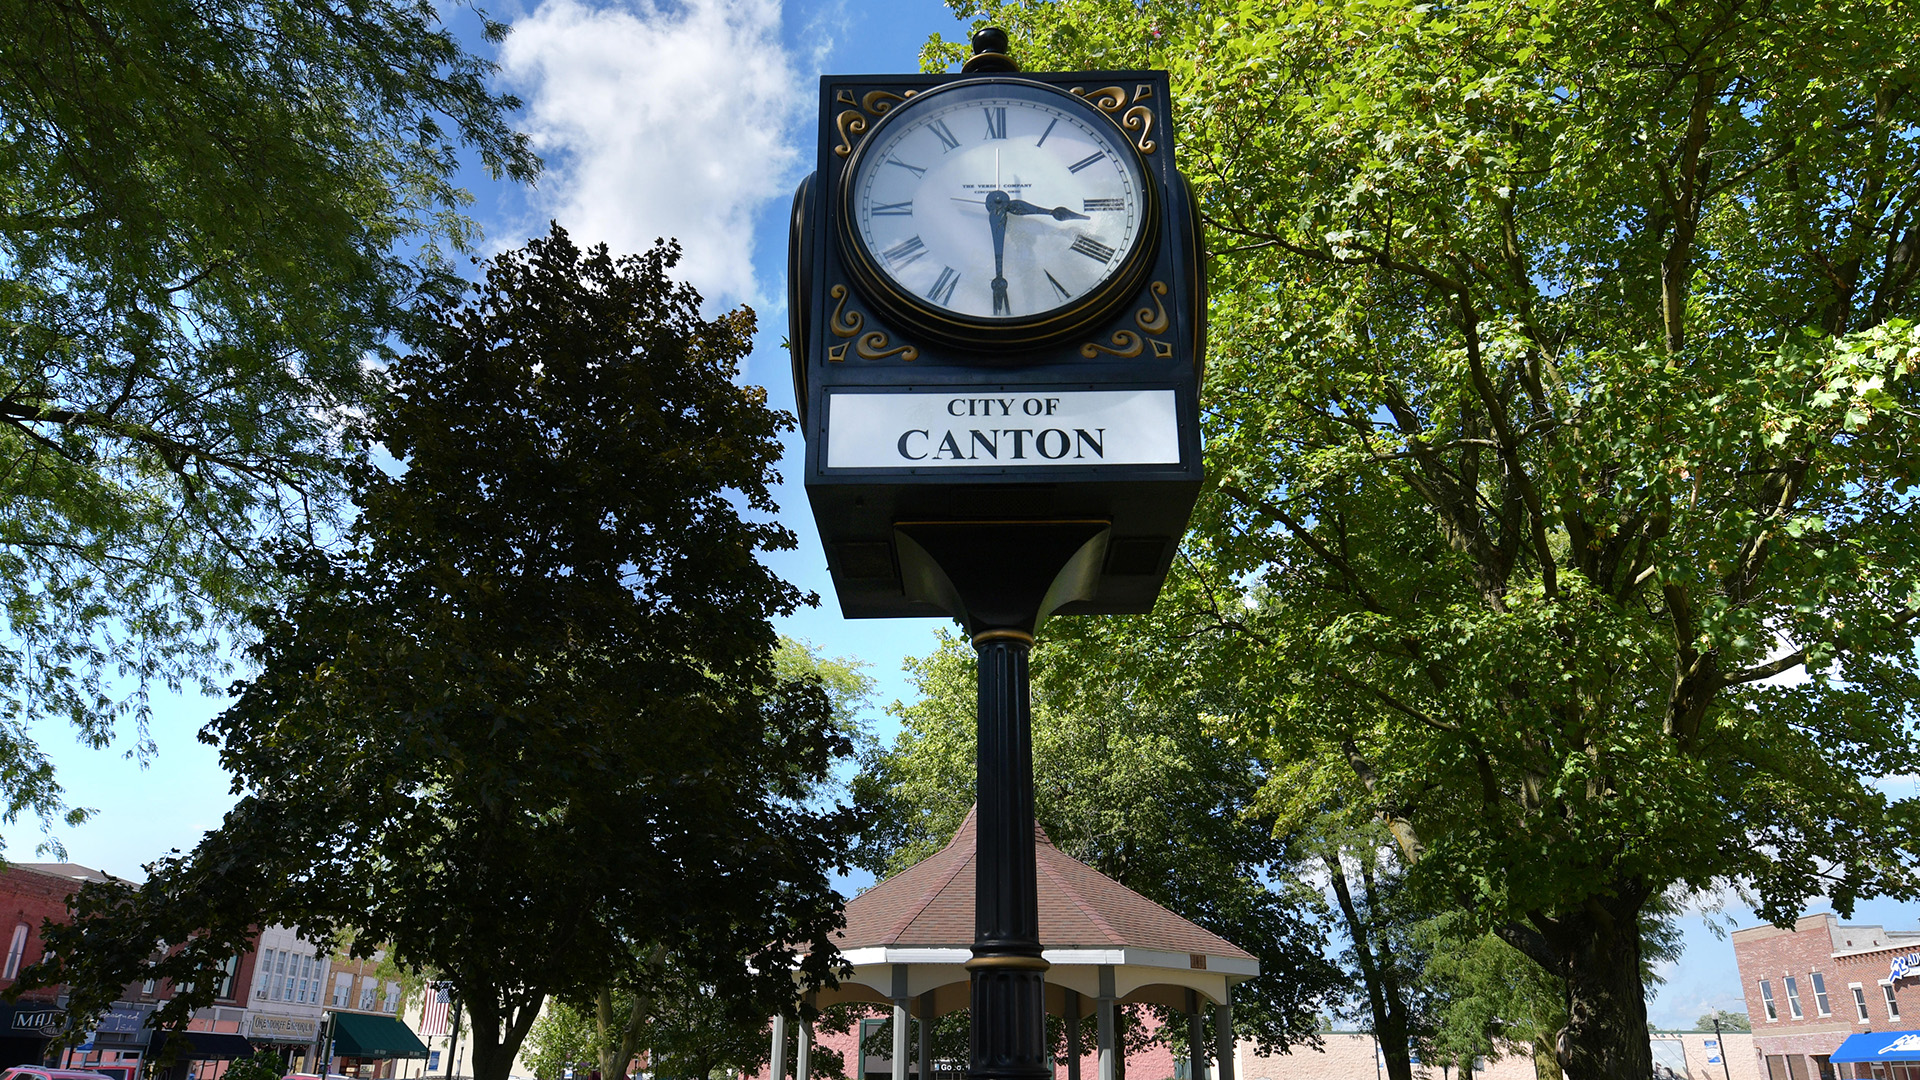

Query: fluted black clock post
<box><xmin>970</xmin><ymin>626</ymin><xmax>1048</xmax><ymax>1080</ymax></box>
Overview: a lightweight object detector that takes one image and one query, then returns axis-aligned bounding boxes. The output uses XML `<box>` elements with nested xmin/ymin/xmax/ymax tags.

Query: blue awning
<box><xmin>1830</xmin><ymin>1032</ymin><xmax>1920</xmax><ymax>1063</ymax></box>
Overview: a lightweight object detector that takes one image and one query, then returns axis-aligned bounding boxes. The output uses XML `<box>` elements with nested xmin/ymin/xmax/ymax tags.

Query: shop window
<box><xmin>1853</xmin><ymin>985</ymin><xmax>1870</xmax><ymax>1021</ymax></box>
<box><xmin>4</xmin><ymin>923</ymin><xmax>29</xmax><ymax>979</ymax></box>
<box><xmin>1811</xmin><ymin>973</ymin><xmax>1831</xmax><ymax>1016</ymax></box>
<box><xmin>1814</xmin><ymin>1055</ymin><xmax>1835</xmax><ymax>1080</ymax></box>
<box><xmin>1786</xmin><ymin>976</ymin><xmax>1804</xmax><ymax>1019</ymax></box>
<box><xmin>1884</xmin><ymin>983</ymin><xmax>1901</xmax><ymax>1021</ymax></box>
<box><xmin>1761</xmin><ymin>980</ymin><xmax>1778</xmax><ymax>1021</ymax></box>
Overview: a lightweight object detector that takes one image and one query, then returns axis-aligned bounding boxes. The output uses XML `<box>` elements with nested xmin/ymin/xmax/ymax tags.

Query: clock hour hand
<box><xmin>986</xmin><ymin>190</ymin><xmax>1011</xmax><ymax>315</ymax></box>
<box><xmin>1005</xmin><ymin>198</ymin><xmax>1089</xmax><ymax>221</ymax></box>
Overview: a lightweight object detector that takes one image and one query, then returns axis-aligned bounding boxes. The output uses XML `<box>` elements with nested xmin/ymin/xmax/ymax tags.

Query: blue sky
<box><xmin>16</xmin><ymin>0</ymin><xmax>1917</xmax><ymax>1037</ymax></box>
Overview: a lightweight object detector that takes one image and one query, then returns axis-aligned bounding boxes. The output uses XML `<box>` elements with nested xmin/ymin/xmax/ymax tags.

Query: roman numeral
<box><xmin>984</xmin><ymin>107</ymin><xmax>1007</xmax><ymax>140</ymax></box>
<box><xmin>1037</xmin><ymin>118</ymin><xmax>1058</xmax><ymax>147</ymax></box>
<box><xmin>1068</xmin><ymin>151</ymin><xmax>1106</xmax><ymax>173</ymax></box>
<box><xmin>1070</xmin><ymin>235</ymin><xmax>1116</xmax><ymax>262</ymax></box>
<box><xmin>887</xmin><ymin>157</ymin><xmax>927</xmax><ymax>178</ymax></box>
<box><xmin>871</xmin><ymin>201</ymin><xmax>913</xmax><ymax>216</ymax></box>
<box><xmin>929</xmin><ymin>119</ymin><xmax>960</xmax><ymax>150</ymax></box>
<box><xmin>927</xmin><ymin>266</ymin><xmax>960</xmax><ymax>305</ymax></box>
<box><xmin>1046</xmin><ymin>270</ymin><xmax>1072</xmax><ymax>299</ymax></box>
<box><xmin>1083</xmin><ymin>198</ymin><xmax>1125</xmax><ymax>212</ymax></box>
<box><xmin>883</xmin><ymin>236</ymin><xmax>927</xmax><ymax>268</ymax></box>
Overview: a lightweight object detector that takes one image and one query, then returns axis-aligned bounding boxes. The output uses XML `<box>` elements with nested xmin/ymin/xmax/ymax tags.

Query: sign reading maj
<box><xmin>792</xmin><ymin>30</ymin><xmax>1205</xmax><ymax>619</ymax></box>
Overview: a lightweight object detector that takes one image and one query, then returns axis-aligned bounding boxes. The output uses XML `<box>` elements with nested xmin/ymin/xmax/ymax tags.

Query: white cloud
<box><xmin>499</xmin><ymin>0</ymin><xmax>803</xmax><ymax>306</ymax></box>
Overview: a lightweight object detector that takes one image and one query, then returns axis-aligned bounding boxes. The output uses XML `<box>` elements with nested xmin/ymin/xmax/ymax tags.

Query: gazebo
<box><xmin>772</xmin><ymin>808</ymin><xmax>1257</xmax><ymax>1080</ymax></box>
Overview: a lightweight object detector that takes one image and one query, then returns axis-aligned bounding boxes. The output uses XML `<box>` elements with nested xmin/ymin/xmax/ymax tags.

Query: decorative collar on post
<box><xmin>962</xmin><ymin>26</ymin><xmax>1020</xmax><ymax>72</ymax></box>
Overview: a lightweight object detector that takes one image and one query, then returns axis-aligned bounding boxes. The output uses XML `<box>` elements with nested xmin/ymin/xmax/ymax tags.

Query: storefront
<box><xmin>1830</xmin><ymin>1031</ymin><xmax>1920</xmax><ymax>1080</ymax></box>
<box><xmin>58</xmin><ymin>1001</ymin><xmax>154</xmax><ymax>1080</ymax></box>
<box><xmin>328</xmin><ymin>1012</ymin><xmax>428</xmax><ymax>1080</ymax></box>
<box><xmin>0</xmin><ymin>1001</ymin><xmax>66</xmax><ymax>1068</ymax></box>
<box><xmin>249</xmin><ymin>1012</ymin><xmax>323</xmax><ymax>1071</ymax></box>
<box><xmin>146</xmin><ymin>1029</ymin><xmax>258</xmax><ymax>1080</ymax></box>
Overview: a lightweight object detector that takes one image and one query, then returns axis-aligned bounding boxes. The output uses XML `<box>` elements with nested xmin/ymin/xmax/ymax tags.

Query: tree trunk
<box><xmin>465</xmin><ymin>988</ymin><xmax>548</xmax><ymax>1080</ymax></box>
<box><xmin>1324</xmin><ymin>854</ymin><xmax>1415</xmax><ymax>1080</ymax></box>
<box><xmin>1499</xmin><ymin>888</ymin><xmax>1650</xmax><ymax>1080</ymax></box>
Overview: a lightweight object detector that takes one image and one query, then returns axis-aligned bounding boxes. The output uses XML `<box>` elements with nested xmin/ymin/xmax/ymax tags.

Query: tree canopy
<box><xmin>22</xmin><ymin>227</ymin><xmax>855</xmax><ymax>1080</ymax></box>
<box><xmin>0</xmin><ymin>0</ymin><xmax>538</xmax><ymax>843</ymax></box>
<box><xmin>923</xmin><ymin>1</ymin><xmax>1920</xmax><ymax>1078</ymax></box>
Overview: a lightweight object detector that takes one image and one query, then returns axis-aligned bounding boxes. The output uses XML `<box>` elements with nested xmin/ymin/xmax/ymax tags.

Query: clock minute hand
<box><xmin>1005</xmin><ymin>198</ymin><xmax>1089</xmax><ymax>221</ymax></box>
<box><xmin>985</xmin><ymin>190</ymin><xmax>1011</xmax><ymax>315</ymax></box>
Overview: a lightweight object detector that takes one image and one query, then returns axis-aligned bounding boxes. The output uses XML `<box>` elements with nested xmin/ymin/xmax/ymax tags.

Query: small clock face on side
<box><xmin>839</xmin><ymin>79</ymin><xmax>1158</xmax><ymax>346</ymax></box>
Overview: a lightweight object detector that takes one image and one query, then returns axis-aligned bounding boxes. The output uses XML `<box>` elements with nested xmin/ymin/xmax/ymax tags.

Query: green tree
<box><xmin>21</xmin><ymin>227</ymin><xmax>856</xmax><ymax>1080</ymax></box>
<box><xmin>924</xmin><ymin>3</ymin><xmax>1920</xmax><ymax>1079</ymax></box>
<box><xmin>526</xmin><ymin>1000</ymin><xmax>600</xmax><ymax>1080</ymax></box>
<box><xmin>0</xmin><ymin>0</ymin><xmax>537</xmax><ymax>839</ymax></box>
<box><xmin>856</xmin><ymin>628</ymin><xmax>1341</xmax><ymax>1060</ymax></box>
<box><xmin>1696</xmin><ymin>1011</ymin><xmax>1750</xmax><ymax>1033</ymax></box>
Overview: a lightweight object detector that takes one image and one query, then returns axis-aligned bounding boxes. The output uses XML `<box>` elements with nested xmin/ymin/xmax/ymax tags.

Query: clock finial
<box><xmin>963</xmin><ymin>26</ymin><xmax>1020</xmax><ymax>73</ymax></box>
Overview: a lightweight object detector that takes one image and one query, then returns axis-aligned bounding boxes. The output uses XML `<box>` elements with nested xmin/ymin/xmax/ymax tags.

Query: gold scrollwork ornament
<box><xmin>833</xmin><ymin>90</ymin><xmax>918</xmax><ymax>157</ymax></box>
<box><xmin>1081</xmin><ymin>331</ymin><xmax>1144</xmax><ymax>360</ymax></box>
<box><xmin>826</xmin><ymin>285</ymin><xmax>917</xmax><ymax>362</ymax></box>
<box><xmin>1134</xmin><ymin>280</ymin><xmax>1171</xmax><ymax>334</ymax></box>
<box><xmin>1070</xmin><ymin>84</ymin><xmax>1157</xmax><ymax>154</ymax></box>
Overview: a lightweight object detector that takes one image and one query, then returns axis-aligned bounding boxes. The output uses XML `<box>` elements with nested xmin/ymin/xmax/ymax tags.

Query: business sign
<box><xmin>825</xmin><ymin>390</ymin><xmax>1179</xmax><ymax>469</ymax></box>
<box><xmin>1878</xmin><ymin>1034</ymin><xmax>1920</xmax><ymax>1056</ymax></box>
<box><xmin>1705</xmin><ymin>1040</ymin><xmax>1719</xmax><ymax>1048</ymax></box>
<box><xmin>11</xmin><ymin>1007</ymin><xmax>64</xmax><ymax>1035</ymax></box>
<box><xmin>250</xmin><ymin>1013</ymin><xmax>320</xmax><ymax>1041</ymax></box>
<box><xmin>1709</xmin><ymin>1058</ymin><xmax>1723</xmax><ymax>1065</ymax></box>
<box><xmin>1891</xmin><ymin>951</ymin><xmax>1919</xmax><ymax>982</ymax></box>
<box><xmin>428</xmin><ymin>1052</ymin><xmax>441</xmax><ymax>1072</ymax></box>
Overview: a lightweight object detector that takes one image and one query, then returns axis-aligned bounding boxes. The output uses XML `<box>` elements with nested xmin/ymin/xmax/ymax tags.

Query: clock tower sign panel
<box><xmin>792</xmin><ymin>66</ymin><xmax>1204</xmax><ymax>620</ymax></box>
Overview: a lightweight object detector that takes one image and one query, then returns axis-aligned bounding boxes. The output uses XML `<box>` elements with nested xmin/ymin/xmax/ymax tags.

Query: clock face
<box><xmin>842</xmin><ymin>80</ymin><xmax>1154</xmax><ymax>336</ymax></box>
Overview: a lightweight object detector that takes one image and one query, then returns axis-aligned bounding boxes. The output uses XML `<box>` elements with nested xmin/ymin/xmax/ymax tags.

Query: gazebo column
<box><xmin>1185</xmin><ymin>990</ymin><xmax>1208</xmax><ymax>1080</ymax></box>
<box><xmin>1213</xmin><ymin>990</ymin><xmax>1234</xmax><ymax>1080</ymax></box>
<box><xmin>771</xmin><ymin>1014</ymin><xmax>790</xmax><ymax>1080</ymax></box>
<box><xmin>893</xmin><ymin>965</ymin><xmax>912</xmax><ymax>1080</ymax></box>
<box><xmin>919</xmin><ymin>992</ymin><xmax>935</xmax><ymax>1080</ymax></box>
<box><xmin>798</xmin><ymin>1015</ymin><xmax>814</xmax><ymax>1080</ymax></box>
<box><xmin>1096</xmin><ymin>967</ymin><xmax>1117</xmax><ymax>1080</ymax></box>
<box><xmin>1065</xmin><ymin>990</ymin><xmax>1082</xmax><ymax>1080</ymax></box>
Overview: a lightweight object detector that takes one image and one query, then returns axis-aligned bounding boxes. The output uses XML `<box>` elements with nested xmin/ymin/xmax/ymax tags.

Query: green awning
<box><xmin>329</xmin><ymin>1012</ymin><xmax>429</xmax><ymax>1059</ymax></box>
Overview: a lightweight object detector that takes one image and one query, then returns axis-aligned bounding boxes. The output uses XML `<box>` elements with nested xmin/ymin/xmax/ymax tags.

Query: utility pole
<box><xmin>1712</xmin><ymin>1016</ymin><xmax>1733</xmax><ymax>1080</ymax></box>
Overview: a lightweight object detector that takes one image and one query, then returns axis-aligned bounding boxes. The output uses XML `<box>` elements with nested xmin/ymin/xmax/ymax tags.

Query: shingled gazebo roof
<box><xmin>811</xmin><ymin>807</ymin><xmax>1257</xmax><ymax>1017</ymax></box>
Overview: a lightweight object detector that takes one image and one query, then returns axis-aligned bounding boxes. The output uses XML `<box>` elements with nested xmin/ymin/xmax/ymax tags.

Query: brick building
<box><xmin>0</xmin><ymin>863</ymin><xmax>88</xmax><ymax>1068</ymax></box>
<box><xmin>322</xmin><ymin>950</ymin><xmax>427</xmax><ymax>1080</ymax></box>
<box><xmin>1732</xmin><ymin>913</ymin><xmax>1920</xmax><ymax>1080</ymax></box>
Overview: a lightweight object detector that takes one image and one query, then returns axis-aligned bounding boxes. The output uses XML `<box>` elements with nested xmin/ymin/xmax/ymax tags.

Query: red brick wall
<box><xmin>1732</xmin><ymin>913</ymin><xmax>1920</xmax><ymax>1080</ymax></box>
<box><xmin>0</xmin><ymin>866</ymin><xmax>82</xmax><ymax>1001</ymax></box>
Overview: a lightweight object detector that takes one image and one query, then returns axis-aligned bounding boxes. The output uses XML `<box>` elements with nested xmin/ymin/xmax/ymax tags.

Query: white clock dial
<box><xmin>849</xmin><ymin>88</ymin><xmax>1147</xmax><ymax>322</ymax></box>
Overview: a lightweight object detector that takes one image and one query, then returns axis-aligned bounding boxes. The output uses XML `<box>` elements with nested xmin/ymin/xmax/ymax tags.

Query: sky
<box><xmin>13</xmin><ymin>0</ymin><xmax>1918</xmax><ymax>1038</ymax></box>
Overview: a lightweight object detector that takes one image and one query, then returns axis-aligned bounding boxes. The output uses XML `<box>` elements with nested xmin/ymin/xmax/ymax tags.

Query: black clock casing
<box><xmin>792</xmin><ymin>69</ymin><xmax>1205</xmax><ymax>620</ymax></box>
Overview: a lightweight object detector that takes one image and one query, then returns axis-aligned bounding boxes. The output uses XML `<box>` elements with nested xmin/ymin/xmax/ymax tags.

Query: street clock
<box><xmin>792</xmin><ymin>35</ymin><xmax>1205</xmax><ymax>626</ymax></box>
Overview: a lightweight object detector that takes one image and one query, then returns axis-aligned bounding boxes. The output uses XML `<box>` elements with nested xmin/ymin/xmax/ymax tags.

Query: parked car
<box><xmin>0</xmin><ymin>1068</ymin><xmax>119</xmax><ymax>1080</ymax></box>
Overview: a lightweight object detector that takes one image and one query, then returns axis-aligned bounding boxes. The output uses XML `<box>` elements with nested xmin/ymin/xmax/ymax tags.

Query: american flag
<box><xmin>419</xmin><ymin>983</ymin><xmax>454</xmax><ymax>1036</ymax></box>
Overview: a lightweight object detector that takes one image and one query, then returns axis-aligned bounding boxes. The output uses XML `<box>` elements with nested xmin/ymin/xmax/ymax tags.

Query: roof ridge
<box><xmin>880</xmin><ymin>832</ymin><xmax>976</xmax><ymax>943</ymax></box>
<box><xmin>1037</xmin><ymin>850</ymin><xmax>1126</xmax><ymax>946</ymax></box>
